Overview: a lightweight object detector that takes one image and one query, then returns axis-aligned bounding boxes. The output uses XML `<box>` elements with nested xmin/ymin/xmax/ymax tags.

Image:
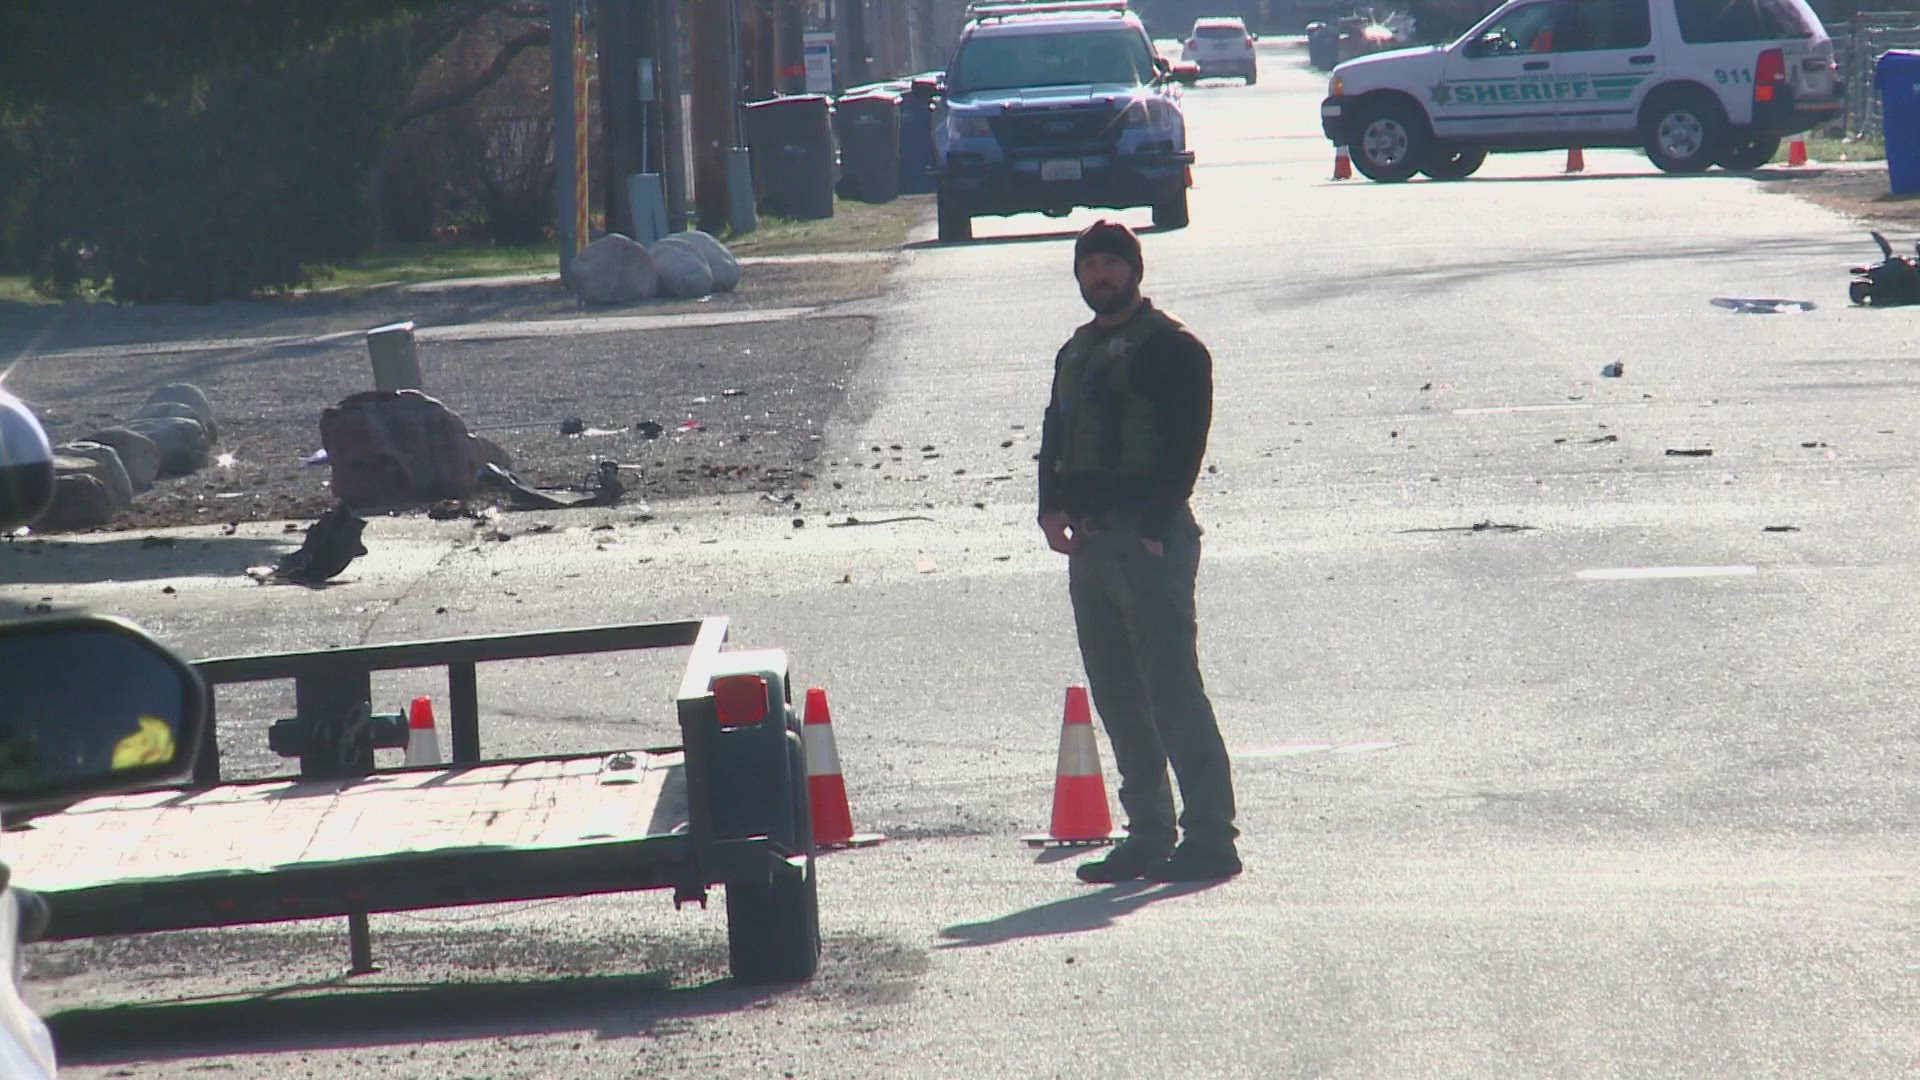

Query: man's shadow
<box><xmin>936</xmin><ymin>878</ymin><xmax>1223</xmax><ymax>949</ymax></box>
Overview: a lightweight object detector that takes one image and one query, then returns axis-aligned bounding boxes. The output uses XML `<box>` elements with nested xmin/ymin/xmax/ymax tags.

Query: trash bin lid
<box><xmin>1876</xmin><ymin>48</ymin><xmax>1920</xmax><ymax>85</ymax></box>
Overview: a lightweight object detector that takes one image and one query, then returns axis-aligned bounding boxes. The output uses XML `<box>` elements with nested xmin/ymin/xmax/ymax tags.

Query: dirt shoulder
<box><xmin>1764</xmin><ymin>165</ymin><xmax>1920</xmax><ymax>234</ymax></box>
<box><xmin>6</xmin><ymin>247</ymin><xmax>910</xmax><ymax>535</ymax></box>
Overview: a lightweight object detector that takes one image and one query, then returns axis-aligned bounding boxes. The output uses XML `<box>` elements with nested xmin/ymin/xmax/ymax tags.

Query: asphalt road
<box><xmin>13</xmin><ymin>40</ymin><xmax>1920</xmax><ymax>1079</ymax></box>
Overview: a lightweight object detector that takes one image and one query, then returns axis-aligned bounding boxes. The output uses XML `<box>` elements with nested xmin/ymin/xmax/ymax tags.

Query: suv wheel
<box><xmin>1642</xmin><ymin>93</ymin><xmax>1725</xmax><ymax>174</ymax></box>
<box><xmin>1349</xmin><ymin>100</ymin><xmax>1429</xmax><ymax>183</ymax></box>
<box><xmin>937</xmin><ymin>189</ymin><xmax>973</xmax><ymax>243</ymax></box>
<box><xmin>1714</xmin><ymin>137</ymin><xmax>1781</xmax><ymax>171</ymax></box>
<box><xmin>1420</xmin><ymin>147</ymin><xmax>1487</xmax><ymax>181</ymax></box>
<box><xmin>1153</xmin><ymin>189</ymin><xmax>1190</xmax><ymax>230</ymax></box>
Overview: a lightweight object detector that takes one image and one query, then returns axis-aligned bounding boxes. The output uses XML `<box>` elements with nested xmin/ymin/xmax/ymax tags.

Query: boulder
<box><xmin>143</xmin><ymin>383</ymin><xmax>219</xmax><ymax>443</ymax></box>
<box><xmin>671</xmin><ymin>230</ymin><xmax>742</xmax><ymax>292</ymax></box>
<box><xmin>321</xmin><ymin>389</ymin><xmax>485</xmax><ymax>508</ymax></box>
<box><xmin>83</xmin><ymin>426</ymin><xmax>161</xmax><ymax>492</ymax></box>
<box><xmin>57</xmin><ymin>442</ymin><xmax>134</xmax><ymax>507</ymax></box>
<box><xmin>568</xmin><ymin>234</ymin><xmax>658</xmax><ymax>305</ymax></box>
<box><xmin>125</xmin><ymin>416</ymin><xmax>212</xmax><ymax>476</ymax></box>
<box><xmin>650</xmin><ymin>238</ymin><xmax>715</xmax><ymax>299</ymax></box>
<box><xmin>37</xmin><ymin>472</ymin><xmax>114</xmax><ymax>532</ymax></box>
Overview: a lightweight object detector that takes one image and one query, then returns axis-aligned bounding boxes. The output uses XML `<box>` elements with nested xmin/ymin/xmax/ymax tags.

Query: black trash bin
<box><xmin>897</xmin><ymin>76</ymin><xmax>940</xmax><ymax>195</ymax></box>
<box><xmin>743</xmin><ymin>95</ymin><xmax>836</xmax><ymax>220</ymax></box>
<box><xmin>833</xmin><ymin>91</ymin><xmax>902</xmax><ymax>204</ymax></box>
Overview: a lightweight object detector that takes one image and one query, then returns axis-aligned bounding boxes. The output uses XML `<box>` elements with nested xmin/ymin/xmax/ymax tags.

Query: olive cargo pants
<box><xmin>1067</xmin><ymin>507</ymin><xmax>1237</xmax><ymax>854</ymax></box>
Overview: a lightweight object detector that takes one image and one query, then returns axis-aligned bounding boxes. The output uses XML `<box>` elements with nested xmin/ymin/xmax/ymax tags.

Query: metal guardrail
<box><xmin>1828</xmin><ymin>19</ymin><xmax>1920</xmax><ymax>140</ymax></box>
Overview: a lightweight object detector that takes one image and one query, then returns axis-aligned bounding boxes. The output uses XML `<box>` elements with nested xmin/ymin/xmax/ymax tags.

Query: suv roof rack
<box><xmin>966</xmin><ymin>1</ymin><xmax>1131</xmax><ymax>23</ymax></box>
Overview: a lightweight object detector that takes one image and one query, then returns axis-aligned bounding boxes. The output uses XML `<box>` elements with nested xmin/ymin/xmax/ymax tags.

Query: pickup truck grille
<box><xmin>993</xmin><ymin>107</ymin><xmax>1121</xmax><ymax>153</ymax></box>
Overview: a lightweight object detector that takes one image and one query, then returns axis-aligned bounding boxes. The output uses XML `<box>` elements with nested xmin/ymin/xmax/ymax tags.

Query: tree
<box><xmin>0</xmin><ymin>2</ymin><xmax>458</xmax><ymax>106</ymax></box>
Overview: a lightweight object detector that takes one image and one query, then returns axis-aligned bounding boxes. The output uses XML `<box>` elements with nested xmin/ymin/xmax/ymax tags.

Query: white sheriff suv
<box><xmin>932</xmin><ymin>1</ymin><xmax>1197</xmax><ymax>241</ymax></box>
<box><xmin>1319</xmin><ymin>0</ymin><xmax>1842</xmax><ymax>181</ymax></box>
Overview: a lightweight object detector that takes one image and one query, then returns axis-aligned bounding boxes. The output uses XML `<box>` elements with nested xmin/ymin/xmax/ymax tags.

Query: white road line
<box><xmin>1576</xmin><ymin>565</ymin><xmax>1759</xmax><ymax>581</ymax></box>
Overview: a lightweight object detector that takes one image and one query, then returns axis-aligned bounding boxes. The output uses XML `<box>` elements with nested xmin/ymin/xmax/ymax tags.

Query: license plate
<box><xmin>1042</xmin><ymin>160</ymin><xmax>1082</xmax><ymax>182</ymax></box>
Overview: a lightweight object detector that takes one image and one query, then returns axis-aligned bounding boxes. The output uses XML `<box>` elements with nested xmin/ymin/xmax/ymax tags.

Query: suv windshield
<box><xmin>1674</xmin><ymin>0</ymin><xmax>1816</xmax><ymax>41</ymax></box>
<box><xmin>949</xmin><ymin>27</ymin><xmax>1158</xmax><ymax>93</ymax></box>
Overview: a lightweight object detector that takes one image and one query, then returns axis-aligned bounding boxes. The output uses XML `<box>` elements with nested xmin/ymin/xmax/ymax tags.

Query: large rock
<box><xmin>650</xmin><ymin>238</ymin><xmax>715</xmax><ymax>299</ymax></box>
<box><xmin>568</xmin><ymin>234</ymin><xmax>658</xmax><ymax>305</ymax></box>
<box><xmin>143</xmin><ymin>383</ymin><xmax>219</xmax><ymax>443</ymax></box>
<box><xmin>125</xmin><ymin>416</ymin><xmax>212</xmax><ymax>476</ymax></box>
<box><xmin>37</xmin><ymin>472</ymin><xmax>114</xmax><ymax>532</ymax></box>
<box><xmin>84</xmin><ymin>426</ymin><xmax>161</xmax><ymax>492</ymax></box>
<box><xmin>321</xmin><ymin>389</ymin><xmax>485</xmax><ymax>508</ymax></box>
<box><xmin>670</xmin><ymin>230</ymin><xmax>742</xmax><ymax>292</ymax></box>
<box><xmin>58</xmin><ymin>443</ymin><xmax>134</xmax><ymax>507</ymax></box>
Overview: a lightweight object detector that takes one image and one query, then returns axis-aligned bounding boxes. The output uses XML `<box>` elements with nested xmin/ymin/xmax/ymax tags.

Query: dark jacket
<box><xmin>1037</xmin><ymin>298</ymin><xmax>1213</xmax><ymax>542</ymax></box>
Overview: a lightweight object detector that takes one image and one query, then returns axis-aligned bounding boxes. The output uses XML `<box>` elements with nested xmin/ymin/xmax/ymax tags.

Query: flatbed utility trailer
<box><xmin>3</xmin><ymin>618</ymin><xmax>821</xmax><ymax>985</ymax></box>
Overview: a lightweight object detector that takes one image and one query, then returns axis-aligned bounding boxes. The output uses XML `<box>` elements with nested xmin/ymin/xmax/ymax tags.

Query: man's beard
<box><xmin>1079</xmin><ymin>278</ymin><xmax>1140</xmax><ymax>317</ymax></box>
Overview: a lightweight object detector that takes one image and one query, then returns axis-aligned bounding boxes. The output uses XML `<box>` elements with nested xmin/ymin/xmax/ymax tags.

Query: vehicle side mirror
<box><xmin>0</xmin><ymin>616</ymin><xmax>208</xmax><ymax>813</ymax></box>
<box><xmin>0</xmin><ymin>389</ymin><xmax>54</xmax><ymax>535</ymax></box>
<box><xmin>1464</xmin><ymin>32</ymin><xmax>1501</xmax><ymax>59</ymax></box>
<box><xmin>1171</xmin><ymin>60</ymin><xmax>1201</xmax><ymax>85</ymax></box>
<box><xmin>1155</xmin><ymin>55</ymin><xmax>1172</xmax><ymax>76</ymax></box>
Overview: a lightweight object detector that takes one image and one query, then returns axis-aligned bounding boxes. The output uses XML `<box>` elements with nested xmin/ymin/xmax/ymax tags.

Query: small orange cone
<box><xmin>1565</xmin><ymin>146</ymin><xmax>1586</xmax><ymax>174</ymax></box>
<box><xmin>1023</xmin><ymin>686</ymin><xmax>1127</xmax><ymax>847</ymax></box>
<box><xmin>803</xmin><ymin>688</ymin><xmax>883</xmax><ymax>848</ymax></box>
<box><xmin>1332</xmin><ymin>144</ymin><xmax>1353</xmax><ymax>181</ymax></box>
<box><xmin>404</xmin><ymin>696</ymin><xmax>442</xmax><ymax>766</ymax></box>
<box><xmin>1788</xmin><ymin>135</ymin><xmax>1808</xmax><ymax>167</ymax></box>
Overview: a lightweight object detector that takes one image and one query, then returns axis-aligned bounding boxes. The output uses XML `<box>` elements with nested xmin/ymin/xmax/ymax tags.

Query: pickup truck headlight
<box><xmin>1123</xmin><ymin>98</ymin><xmax>1172</xmax><ymax>129</ymax></box>
<box><xmin>949</xmin><ymin>114</ymin><xmax>992</xmax><ymax>139</ymax></box>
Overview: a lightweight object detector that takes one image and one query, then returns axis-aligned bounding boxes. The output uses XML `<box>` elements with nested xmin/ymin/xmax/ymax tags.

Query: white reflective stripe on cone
<box><xmin>805</xmin><ymin>721</ymin><xmax>843</xmax><ymax>776</ymax></box>
<box><xmin>1056</xmin><ymin>724</ymin><xmax>1102</xmax><ymax>777</ymax></box>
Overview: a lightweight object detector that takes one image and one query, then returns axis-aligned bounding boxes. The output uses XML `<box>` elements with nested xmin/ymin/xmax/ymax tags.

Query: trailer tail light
<box><xmin>712</xmin><ymin>675</ymin><xmax>768</xmax><ymax>727</ymax></box>
<box><xmin>1755</xmin><ymin>48</ymin><xmax>1786</xmax><ymax>104</ymax></box>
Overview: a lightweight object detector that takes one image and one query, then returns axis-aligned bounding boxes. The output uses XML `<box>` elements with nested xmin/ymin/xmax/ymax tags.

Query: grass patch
<box><xmin>0</xmin><ymin>198</ymin><xmax>929</xmax><ymax>306</ymax></box>
<box><xmin>0</xmin><ymin>273</ymin><xmax>46</xmax><ymax>305</ymax></box>
<box><xmin>1774</xmin><ymin>136</ymin><xmax>1884</xmax><ymax>164</ymax></box>
<box><xmin>315</xmin><ymin>240</ymin><xmax>558</xmax><ymax>290</ymax></box>
<box><xmin>725</xmin><ymin>194</ymin><xmax>932</xmax><ymax>257</ymax></box>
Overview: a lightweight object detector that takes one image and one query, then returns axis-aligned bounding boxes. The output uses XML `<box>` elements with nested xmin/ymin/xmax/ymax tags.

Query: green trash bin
<box><xmin>743</xmin><ymin>95</ymin><xmax>836</xmax><ymax>220</ymax></box>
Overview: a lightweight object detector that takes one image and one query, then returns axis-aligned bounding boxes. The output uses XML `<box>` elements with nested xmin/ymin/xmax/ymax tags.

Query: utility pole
<box><xmin>774</xmin><ymin>0</ymin><xmax>807</xmax><ymax>93</ymax></box>
<box><xmin>838</xmin><ymin>0</ymin><xmax>870</xmax><ymax>87</ymax></box>
<box><xmin>655</xmin><ymin>0</ymin><xmax>691</xmax><ymax>230</ymax></box>
<box><xmin>690</xmin><ymin>0</ymin><xmax>736</xmax><ymax>233</ymax></box>
<box><xmin>597</xmin><ymin>0</ymin><xmax>638</xmax><ymax>239</ymax></box>
<box><xmin>885</xmin><ymin>0</ymin><xmax>911</xmax><ymax>78</ymax></box>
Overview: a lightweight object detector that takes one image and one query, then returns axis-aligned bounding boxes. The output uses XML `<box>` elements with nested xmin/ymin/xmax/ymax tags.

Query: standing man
<box><xmin>1038</xmin><ymin>220</ymin><xmax>1240</xmax><ymax>884</ymax></box>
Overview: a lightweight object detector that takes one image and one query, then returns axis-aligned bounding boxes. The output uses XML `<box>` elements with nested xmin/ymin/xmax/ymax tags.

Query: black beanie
<box><xmin>1074</xmin><ymin>220</ymin><xmax>1143</xmax><ymax>278</ymax></box>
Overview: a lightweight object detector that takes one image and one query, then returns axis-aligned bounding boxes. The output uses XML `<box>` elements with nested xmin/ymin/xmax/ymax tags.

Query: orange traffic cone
<box><xmin>1565</xmin><ymin>146</ymin><xmax>1586</xmax><ymax>173</ymax></box>
<box><xmin>1332</xmin><ymin>144</ymin><xmax>1353</xmax><ymax>181</ymax></box>
<box><xmin>1788</xmin><ymin>135</ymin><xmax>1808</xmax><ymax>167</ymax></box>
<box><xmin>404</xmin><ymin>696</ymin><xmax>442</xmax><ymax>766</ymax></box>
<box><xmin>1023</xmin><ymin>686</ymin><xmax>1128</xmax><ymax>848</ymax></box>
<box><xmin>803</xmin><ymin>688</ymin><xmax>883</xmax><ymax>848</ymax></box>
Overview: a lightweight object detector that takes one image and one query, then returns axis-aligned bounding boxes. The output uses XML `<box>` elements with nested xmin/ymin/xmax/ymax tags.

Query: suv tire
<box><xmin>1349</xmin><ymin>99</ymin><xmax>1429</xmax><ymax>183</ymax></box>
<box><xmin>1153</xmin><ymin>188</ymin><xmax>1190</xmax><ymax>230</ymax></box>
<box><xmin>937</xmin><ymin>190</ymin><xmax>973</xmax><ymax>243</ymax></box>
<box><xmin>1642</xmin><ymin>91</ymin><xmax>1725</xmax><ymax>174</ymax></box>
<box><xmin>1714</xmin><ymin>137</ymin><xmax>1781</xmax><ymax>171</ymax></box>
<box><xmin>1420</xmin><ymin>147</ymin><xmax>1487</xmax><ymax>181</ymax></box>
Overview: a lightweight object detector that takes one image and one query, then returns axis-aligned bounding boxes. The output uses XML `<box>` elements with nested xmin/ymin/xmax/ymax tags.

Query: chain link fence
<box><xmin>1829</xmin><ymin>18</ymin><xmax>1920</xmax><ymax>139</ymax></box>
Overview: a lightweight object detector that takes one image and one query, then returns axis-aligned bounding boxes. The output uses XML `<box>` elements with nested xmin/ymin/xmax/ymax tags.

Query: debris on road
<box><xmin>1710</xmin><ymin>297</ymin><xmax>1817</xmax><ymax>314</ymax></box>
<box><xmin>635</xmin><ymin>420</ymin><xmax>664</xmax><ymax>439</ymax></box>
<box><xmin>1665</xmin><ymin>447</ymin><xmax>1715</xmax><ymax>457</ymax></box>
<box><xmin>1601</xmin><ymin>362</ymin><xmax>1624</xmax><ymax>378</ymax></box>
<box><xmin>560</xmin><ymin>417</ymin><xmax>587</xmax><ymax>436</ymax></box>
<box><xmin>1398</xmin><ymin>520</ymin><xmax>1538</xmax><ymax>535</ymax></box>
<box><xmin>1763</xmin><ymin>525</ymin><xmax>1802</xmax><ymax>532</ymax></box>
<box><xmin>252</xmin><ymin>504</ymin><xmax>368</xmax><ymax>586</ymax></box>
<box><xmin>1589</xmin><ymin>434</ymin><xmax>1620</xmax><ymax>444</ymax></box>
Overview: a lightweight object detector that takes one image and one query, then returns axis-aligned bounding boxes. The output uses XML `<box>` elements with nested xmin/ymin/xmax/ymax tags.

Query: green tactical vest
<box><xmin>1052</xmin><ymin>304</ymin><xmax>1182</xmax><ymax>478</ymax></box>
